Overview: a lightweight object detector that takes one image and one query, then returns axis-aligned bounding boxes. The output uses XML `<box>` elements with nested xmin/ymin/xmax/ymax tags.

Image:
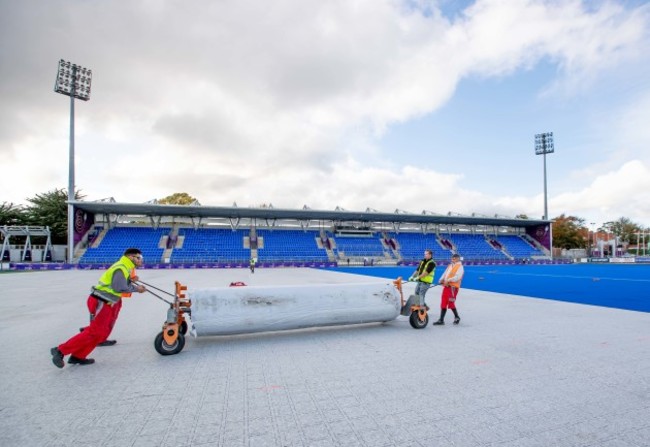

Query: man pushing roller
<box><xmin>51</xmin><ymin>248</ymin><xmax>146</xmax><ymax>367</ymax></box>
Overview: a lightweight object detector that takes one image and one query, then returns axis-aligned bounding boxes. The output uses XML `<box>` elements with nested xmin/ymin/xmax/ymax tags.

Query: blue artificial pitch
<box><xmin>326</xmin><ymin>264</ymin><xmax>650</xmax><ymax>313</ymax></box>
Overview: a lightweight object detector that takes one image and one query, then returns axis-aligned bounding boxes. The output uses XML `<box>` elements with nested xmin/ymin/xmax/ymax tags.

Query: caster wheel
<box><xmin>409</xmin><ymin>311</ymin><xmax>429</xmax><ymax>329</ymax></box>
<box><xmin>154</xmin><ymin>331</ymin><xmax>185</xmax><ymax>355</ymax></box>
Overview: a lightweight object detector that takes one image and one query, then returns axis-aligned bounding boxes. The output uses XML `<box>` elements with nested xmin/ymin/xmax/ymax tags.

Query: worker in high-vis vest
<box><xmin>409</xmin><ymin>249</ymin><xmax>436</xmax><ymax>308</ymax></box>
<box><xmin>433</xmin><ymin>253</ymin><xmax>465</xmax><ymax>325</ymax></box>
<box><xmin>82</xmin><ymin>267</ymin><xmax>139</xmax><ymax>346</ymax></box>
<box><xmin>51</xmin><ymin>248</ymin><xmax>146</xmax><ymax>368</ymax></box>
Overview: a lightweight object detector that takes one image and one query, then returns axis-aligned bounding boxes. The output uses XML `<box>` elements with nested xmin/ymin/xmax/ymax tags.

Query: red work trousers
<box><xmin>440</xmin><ymin>286</ymin><xmax>459</xmax><ymax>310</ymax></box>
<box><xmin>87</xmin><ymin>296</ymin><xmax>123</xmax><ymax>343</ymax></box>
<box><xmin>58</xmin><ymin>296</ymin><xmax>121</xmax><ymax>359</ymax></box>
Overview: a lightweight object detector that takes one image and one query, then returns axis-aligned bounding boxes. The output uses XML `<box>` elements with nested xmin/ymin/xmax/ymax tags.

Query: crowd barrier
<box><xmin>586</xmin><ymin>256</ymin><xmax>650</xmax><ymax>264</ymax></box>
<box><xmin>8</xmin><ymin>261</ymin><xmax>339</xmax><ymax>271</ymax></box>
<box><xmin>14</xmin><ymin>257</ymin><xmax>650</xmax><ymax>270</ymax></box>
<box><xmin>7</xmin><ymin>258</ymin><xmax>578</xmax><ymax>271</ymax></box>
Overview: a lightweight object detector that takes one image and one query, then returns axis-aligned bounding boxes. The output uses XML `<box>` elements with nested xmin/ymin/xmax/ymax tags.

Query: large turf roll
<box><xmin>189</xmin><ymin>281</ymin><xmax>401</xmax><ymax>336</ymax></box>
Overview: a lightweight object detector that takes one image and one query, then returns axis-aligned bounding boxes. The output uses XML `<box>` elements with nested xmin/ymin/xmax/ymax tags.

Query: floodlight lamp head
<box><xmin>54</xmin><ymin>59</ymin><xmax>92</xmax><ymax>101</ymax></box>
<box><xmin>534</xmin><ymin>132</ymin><xmax>554</xmax><ymax>155</ymax></box>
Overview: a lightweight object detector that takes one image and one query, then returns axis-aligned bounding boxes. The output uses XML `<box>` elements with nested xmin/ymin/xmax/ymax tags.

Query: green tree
<box><xmin>552</xmin><ymin>214</ymin><xmax>587</xmax><ymax>250</ymax></box>
<box><xmin>23</xmin><ymin>189</ymin><xmax>84</xmax><ymax>244</ymax></box>
<box><xmin>602</xmin><ymin>217</ymin><xmax>642</xmax><ymax>245</ymax></box>
<box><xmin>158</xmin><ymin>192</ymin><xmax>199</xmax><ymax>205</ymax></box>
<box><xmin>0</xmin><ymin>202</ymin><xmax>27</xmax><ymax>226</ymax></box>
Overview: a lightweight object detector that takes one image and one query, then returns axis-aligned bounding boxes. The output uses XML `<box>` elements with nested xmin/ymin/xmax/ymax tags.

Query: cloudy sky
<box><xmin>1</xmin><ymin>0</ymin><xmax>649</xmax><ymax>228</ymax></box>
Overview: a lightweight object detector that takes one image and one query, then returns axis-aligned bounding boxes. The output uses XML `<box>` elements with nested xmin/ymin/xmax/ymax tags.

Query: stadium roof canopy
<box><xmin>70</xmin><ymin>200</ymin><xmax>548</xmax><ymax>229</ymax></box>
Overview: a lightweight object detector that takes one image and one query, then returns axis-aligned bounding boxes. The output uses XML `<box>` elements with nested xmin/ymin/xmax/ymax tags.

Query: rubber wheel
<box><xmin>409</xmin><ymin>311</ymin><xmax>429</xmax><ymax>329</ymax></box>
<box><xmin>179</xmin><ymin>320</ymin><xmax>188</xmax><ymax>335</ymax></box>
<box><xmin>154</xmin><ymin>331</ymin><xmax>185</xmax><ymax>355</ymax></box>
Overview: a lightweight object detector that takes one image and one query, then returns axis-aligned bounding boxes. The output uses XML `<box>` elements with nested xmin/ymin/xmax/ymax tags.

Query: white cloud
<box><xmin>551</xmin><ymin>160</ymin><xmax>650</xmax><ymax>225</ymax></box>
<box><xmin>494</xmin><ymin>160</ymin><xmax>650</xmax><ymax>225</ymax></box>
<box><xmin>612</xmin><ymin>90</ymin><xmax>650</xmax><ymax>164</ymax></box>
<box><xmin>1</xmin><ymin>0</ymin><xmax>649</xmax><ymax>228</ymax></box>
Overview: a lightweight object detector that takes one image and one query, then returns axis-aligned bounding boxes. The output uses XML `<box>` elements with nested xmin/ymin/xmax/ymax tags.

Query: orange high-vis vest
<box><xmin>121</xmin><ymin>269</ymin><xmax>138</xmax><ymax>298</ymax></box>
<box><xmin>444</xmin><ymin>263</ymin><xmax>463</xmax><ymax>288</ymax></box>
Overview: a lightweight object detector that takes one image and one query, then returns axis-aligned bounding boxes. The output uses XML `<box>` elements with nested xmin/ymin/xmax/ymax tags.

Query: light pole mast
<box><xmin>54</xmin><ymin>60</ymin><xmax>92</xmax><ymax>263</ymax></box>
<box><xmin>534</xmin><ymin>132</ymin><xmax>555</xmax><ymax>220</ymax></box>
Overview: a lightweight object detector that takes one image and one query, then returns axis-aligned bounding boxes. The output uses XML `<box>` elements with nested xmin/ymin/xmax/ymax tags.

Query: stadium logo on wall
<box><xmin>74</xmin><ymin>209</ymin><xmax>87</xmax><ymax>233</ymax></box>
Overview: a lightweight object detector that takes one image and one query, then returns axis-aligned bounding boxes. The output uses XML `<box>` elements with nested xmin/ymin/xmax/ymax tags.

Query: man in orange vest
<box><xmin>433</xmin><ymin>253</ymin><xmax>464</xmax><ymax>325</ymax></box>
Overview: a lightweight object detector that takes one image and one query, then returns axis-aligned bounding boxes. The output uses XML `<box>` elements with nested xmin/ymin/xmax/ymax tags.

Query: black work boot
<box><xmin>68</xmin><ymin>356</ymin><xmax>95</xmax><ymax>365</ymax></box>
<box><xmin>432</xmin><ymin>309</ymin><xmax>447</xmax><ymax>325</ymax></box>
<box><xmin>452</xmin><ymin>308</ymin><xmax>460</xmax><ymax>325</ymax></box>
<box><xmin>51</xmin><ymin>347</ymin><xmax>64</xmax><ymax>368</ymax></box>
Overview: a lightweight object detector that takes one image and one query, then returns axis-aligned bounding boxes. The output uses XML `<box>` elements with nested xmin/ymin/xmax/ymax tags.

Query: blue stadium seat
<box><xmin>386</xmin><ymin>232</ymin><xmax>449</xmax><ymax>262</ymax></box>
<box><xmin>445</xmin><ymin>234</ymin><xmax>508</xmax><ymax>260</ymax></box>
<box><xmin>494</xmin><ymin>235</ymin><xmax>544</xmax><ymax>259</ymax></box>
<box><xmin>331</xmin><ymin>234</ymin><xmax>386</xmax><ymax>258</ymax></box>
<box><xmin>80</xmin><ymin>227</ymin><xmax>168</xmax><ymax>264</ymax></box>
<box><xmin>170</xmin><ymin>228</ymin><xmax>250</xmax><ymax>263</ymax></box>
<box><xmin>256</xmin><ymin>229</ymin><xmax>328</xmax><ymax>262</ymax></box>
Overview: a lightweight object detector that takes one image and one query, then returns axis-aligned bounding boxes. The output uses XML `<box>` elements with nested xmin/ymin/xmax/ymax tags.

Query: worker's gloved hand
<box><xmin>136</xmin><ymin>285</ymin><xmax>146</xmax><ymax>293</ymax></box>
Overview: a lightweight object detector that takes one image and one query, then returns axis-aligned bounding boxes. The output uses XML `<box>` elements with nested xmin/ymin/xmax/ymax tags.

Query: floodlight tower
<box><xmin>54</xmin><ymin>60</ymin><xmax>92</xmax><ymax>263</ymax></box>
<box><xmin>534</xmin><ymin>132</ymin><xmax>554</xmax><ymax>220</ymax></box>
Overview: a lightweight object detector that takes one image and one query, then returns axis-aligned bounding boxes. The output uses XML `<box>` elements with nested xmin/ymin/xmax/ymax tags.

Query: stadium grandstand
<box><xmin>0</xmin><ymin>198</ymin><xmax>553</xmax><ymax>268</ymax></box>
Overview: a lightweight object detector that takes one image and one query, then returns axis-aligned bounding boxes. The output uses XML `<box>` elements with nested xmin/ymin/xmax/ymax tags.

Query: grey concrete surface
<box><xmin>0</xmin><ymin>267</ymin><xmax>649</xmax><ymax>447</ymax></box>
